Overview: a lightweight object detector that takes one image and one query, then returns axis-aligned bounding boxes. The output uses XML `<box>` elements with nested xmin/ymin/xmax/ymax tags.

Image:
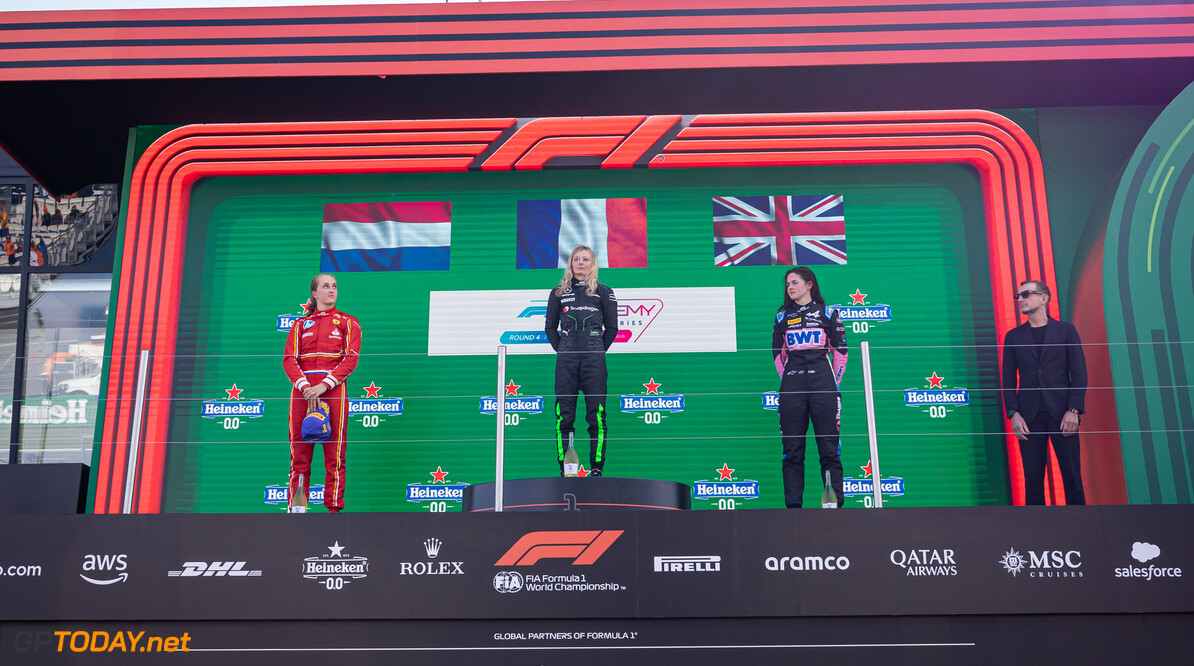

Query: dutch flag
<box><xmin>321</xmin><ymin>202</ymin><xmax>451</xmax><ymax>272</ymax></box>
<box><xmin>516</xmin><ymin>198</ymin><xmax>647</xmax><ymax>269</ymax></box>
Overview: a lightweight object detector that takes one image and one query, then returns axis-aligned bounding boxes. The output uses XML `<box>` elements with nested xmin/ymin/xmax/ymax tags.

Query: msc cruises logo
<box><xmin>406</xmin><ymin>466</ymin><xmax>469</xmax><ymax>503</ymax></box>
<box><xmin>480</xmin><ymin>380</ymin><xmax>544</xmax><ymax>415</ymax></box>
<box><xmin>201</xmin><ymin>384</ymin><xmax>264</xmax><ymax>419</ymax></box>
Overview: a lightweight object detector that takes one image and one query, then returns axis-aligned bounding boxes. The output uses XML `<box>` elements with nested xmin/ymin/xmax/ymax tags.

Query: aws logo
<box><xmin>80</xmin><ymin>554</ymin><xmax>128</xmax><ymax>586</ymax></box>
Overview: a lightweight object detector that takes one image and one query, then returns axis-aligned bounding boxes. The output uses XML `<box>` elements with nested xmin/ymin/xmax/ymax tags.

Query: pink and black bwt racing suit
<box><xmin>772</xmin><ymin>302</ymin><xmax>847</xmax><ymax>508</ymax></box>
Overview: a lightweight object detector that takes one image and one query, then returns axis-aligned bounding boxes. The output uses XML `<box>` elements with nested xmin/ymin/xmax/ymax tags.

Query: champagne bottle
<box><xmin>821</xmin><ymin>471</ymin><xmax>838</xmax><ymax>509</ymax></box>
<box><xmin>563</xmin><ymin>432</ymin><xmax>580</xmax><ymax>477</ymax></box>
<box><xmin>290</xmin><ymin>475</ymin><xmax>308</xmax><ymax>513</ymax></box>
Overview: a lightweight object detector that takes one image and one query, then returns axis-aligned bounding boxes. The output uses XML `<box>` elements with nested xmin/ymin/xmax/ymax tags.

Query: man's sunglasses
<box><xmin>1016</xmin><ymin>290</ymin><xmax>1043</xmax><ymax>300</ymax></box>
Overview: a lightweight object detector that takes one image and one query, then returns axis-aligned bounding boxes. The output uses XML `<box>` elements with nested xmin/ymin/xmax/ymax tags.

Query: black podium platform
<box><xmin>462</xmin><ymin>476</ymin><xmax>691</xmax><ymax>511</ymax></box>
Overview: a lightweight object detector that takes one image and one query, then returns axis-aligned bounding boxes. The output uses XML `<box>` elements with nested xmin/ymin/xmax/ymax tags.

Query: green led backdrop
<box><xmin>160</xmin><ymin>163</ymin><xmax>1006</xmax><ymax>512</ymax></box>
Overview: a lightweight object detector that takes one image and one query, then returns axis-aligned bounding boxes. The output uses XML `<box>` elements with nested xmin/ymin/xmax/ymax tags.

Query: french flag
<box><xmin>321</xmin><ymin>202</ymin><xmax>451</xmax><ymax>272</ymax></box>
<box><xmin>516</xmin><ymin>198</ymin><xmax>647</xmax><ymax>269</ymax></box>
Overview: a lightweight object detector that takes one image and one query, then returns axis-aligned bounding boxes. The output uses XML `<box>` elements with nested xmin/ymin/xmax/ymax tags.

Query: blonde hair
<box><xmin>555</xmin><ymin>246</ymin><xmax>599</xmax><ymax>296</ymax></box>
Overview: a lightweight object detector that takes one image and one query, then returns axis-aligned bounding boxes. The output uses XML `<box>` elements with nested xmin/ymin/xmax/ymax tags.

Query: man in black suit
<box><xmin>1001</xmin><ymin>279</ymin><xmax>1087</xmax><ymax>505</ymax></box>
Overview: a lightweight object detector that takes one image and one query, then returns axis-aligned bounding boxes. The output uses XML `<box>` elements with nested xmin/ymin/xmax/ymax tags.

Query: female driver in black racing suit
<box><xmin>545</xmin><ymin>245</ymin><xmax>619</xmax><ymax>476</ymax></box>
<box><xmin>772</xmin><ymin>266</ymin><xmax>848</xmax><ymax>508</ymax></box>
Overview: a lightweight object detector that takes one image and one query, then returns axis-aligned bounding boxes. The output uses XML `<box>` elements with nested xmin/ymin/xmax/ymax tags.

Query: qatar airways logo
<box><xmin>201</xmin><ymin>384</ymin><xmax>264</xmax><ymax>419</ymax></box>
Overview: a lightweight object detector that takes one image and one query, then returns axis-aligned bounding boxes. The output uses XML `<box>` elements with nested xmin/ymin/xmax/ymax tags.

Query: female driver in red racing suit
<box><xmin>772</xmin><ymin>266</ymin><xmax>847</xmax><ymax>508</ymax></box>
<box><xmin>283</xmin><ymin>273</ymin><xmax>361</xmax><ymax>512</ymax></box>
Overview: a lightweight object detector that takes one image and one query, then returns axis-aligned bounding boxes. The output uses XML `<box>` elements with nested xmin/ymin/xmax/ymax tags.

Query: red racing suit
<box><xmin>283</xmin><ymin>307</ymin><xmax>361</xmax><ymax>512</ymax></box>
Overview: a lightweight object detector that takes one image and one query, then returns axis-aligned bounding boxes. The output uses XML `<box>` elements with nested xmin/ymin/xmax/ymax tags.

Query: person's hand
<box><xmin>1061</xmin><ymin>410</ymin><xmax>1080</xmax><ymax>437</ymax></box>
<box><xmin>1010</xmin><ymin>412</ymin><xmax>1030</xmax><ymax>441</ymax></box>
<box><xmin>302</xmin><ymin>383</ymin><xmax>328</xmax><ymax>411</ymax></box>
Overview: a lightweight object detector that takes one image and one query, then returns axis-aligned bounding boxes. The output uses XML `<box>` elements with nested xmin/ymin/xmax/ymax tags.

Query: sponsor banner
<box><xmin>1000</xmin><ymin>548</ymin><xmax>1084</xmax><ymax>579</ymax></box>
<box><xmin>408</xmin><ymin>482</ymin><xmax>469</xmax><ymax>503</ymax></box>
<box><xmin>654</xmin><ymin>555</ymin><xmax>721</xmax><ymax>573</ymax></box>
<box><xmin>348</xmin><ymin>399</ymin><xmax>404</xmax><ymax>416</ymax></box>
<box><xmin>0</xmin><ymin>397</ymin><xmax>94</xmax><ymax>425</ymax></box>
<box><xmin>829</xmin><ymin>304</ymin><xmax>893</xmax><ymax>322</ymax></box>
<box><xmin>480</xmin><ymin>383</ymin><xmax>544</xmax><ymax>415</ymax></box>
<box><xmin>427</xmin><ymin>288</ymin><xmax>737</xmax><ymax>355</ymax></box>
<box><xmin>302</xmin><ymin>542</ymin><xmax>369</xmax><ymax>588</ymax></box>
<box><xmin>1114</xmin><ymin>542</ymin><xmax>1184</xmax><ymax>580</ymax></box>
<box><xmin>693</xmin><ymin>481</ymin><xmax>760</xmax><ymax>501</ymax></box>
<box><xmin>5</xmin><ymin>507</ymin><xmax>1194</xmax><ymax>621</ymax></box>
<box><xmin>263</xmin><ymin>484</ymin><xmax>324</xmax><ymax>506</ymax></box>
<box><xmin>761</xmin><ymin>391</ymin><xmax>778</xmax><ymax>410</ymax></box>
<box><xmin>903</xmin><ymin>389</ymin><xmax>969</xmax><ymax>406</ymax></box>
<box><xmin>276</xmin><ymin>314</ymin><xmax>300</xmax><ymax>331</ymax></box>
<box><xmin>842</xmin><ymin>460</ymin><xmax>906</xmax><ymax>502</ymax></box>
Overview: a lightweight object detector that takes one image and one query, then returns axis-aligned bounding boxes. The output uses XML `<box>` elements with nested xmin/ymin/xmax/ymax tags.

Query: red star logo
<box><xmin>926</xmin><ymin>372</ymin><xmax>945</xmax><ymax>388</ymax></box>
<box><xmin>504</xmin><ymin>380</ymin><xmax>521</xmax><ymax>396</ymax></box>
<box><xmin>643</xmin><ymin>378</ymin><xmax>661</xmax><ymax>394</ymax></box>
<box><xmin>577</xmin><ymin>465</ymin><xmax>590</xmax><ymax>478</ymax></box>
<box><xmin>861</xmin><ymin>460</ymin><xmax>873</xmax><ymax>478</ymax></box>
<box><xmin>430</xmin><ymin>466</ymin><xmax>448</xmax><ymax>483</ymax></box>
<box><xmin>225</xmin><ymin>384</ymin><xmax>243</xmax><ymax>399</ymax></box>
<box><xmin>850</xmin><ymin>289</ymin><xmax>867</xmax><ymax>305</ymax></box>
<box><xmin>717</xmin><ymin>464</ymin><xmax>735</xmax><ymax>480</ymax></box>
<box><xmin>299</xmin><ymin>300</ymin><xmax>311</xmax><ymax>312</ymax></box>
<box><xmin>363</xmin><ymin>381</ymin><xmax>381</xmax><ymax>398</ymax></box>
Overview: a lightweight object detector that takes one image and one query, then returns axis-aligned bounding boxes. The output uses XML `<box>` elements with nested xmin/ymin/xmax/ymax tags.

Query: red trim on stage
<box><xmin>96</xmin><ymin>109</ymin><xmax>1055</xmax><ymax>512</ymax></box>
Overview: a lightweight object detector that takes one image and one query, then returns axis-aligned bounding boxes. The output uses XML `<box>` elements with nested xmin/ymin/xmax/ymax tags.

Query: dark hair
<box><xmin>304</xmin><ymin>273</ymin><xmax>334</xmax><ymax>315</ymax></box>
<box><xmin>778</xmin><ymin>266</ymin><xmax>824</xmax><ymax>311</ymax></box>
<box><xmin>1019</xmin><ymin>279</ymin><xmax>1051</xmax><ymax>301</ymax></box>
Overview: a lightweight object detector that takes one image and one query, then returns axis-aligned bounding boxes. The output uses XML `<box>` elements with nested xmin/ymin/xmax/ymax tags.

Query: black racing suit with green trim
<box><xmin>545</xmin><ymin>278</ymin><xmax>619</xmax><ymax>476</ymax></box>
<box><xmin>772</xmin><ymin>302</ymin><xmax>848</xmax><ymax>507</ymax></box>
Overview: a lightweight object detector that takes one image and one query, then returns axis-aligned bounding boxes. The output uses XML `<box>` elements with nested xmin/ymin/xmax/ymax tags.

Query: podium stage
<box><xmin>462</xmin><ymin>477</ymin><xmax>691</xmax><ymax>511</ymax></box>
<box><xmin>1</xmin><ymin>506</ymin><xmax>1191</xmax><ymax>663</ymax></box>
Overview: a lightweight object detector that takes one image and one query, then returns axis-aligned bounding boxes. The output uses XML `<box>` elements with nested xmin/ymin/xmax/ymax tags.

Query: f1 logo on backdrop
<box><xmin>494</xmin><ymin>531</ymin><xmax>623</xmax><ymax>566</ymax></box>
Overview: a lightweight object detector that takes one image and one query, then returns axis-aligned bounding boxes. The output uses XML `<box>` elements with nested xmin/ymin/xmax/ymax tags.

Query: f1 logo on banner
<box><xmin>495</xmin><ymin>530</ymin><xmax>624</xmax><ymax>566</ymax></box>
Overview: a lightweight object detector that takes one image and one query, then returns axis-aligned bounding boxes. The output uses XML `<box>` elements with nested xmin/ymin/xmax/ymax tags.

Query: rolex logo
<box><xmin>424</xmin><ymin>538</ymin><xmax>442</xmax><ymax>559</ymax></box>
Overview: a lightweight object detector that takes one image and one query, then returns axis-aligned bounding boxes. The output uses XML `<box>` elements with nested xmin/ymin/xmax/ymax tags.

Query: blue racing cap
<box><xmin>301</xmin><ymin>400</ymin><xmax>332</xmax><ymax>442</ymax></box>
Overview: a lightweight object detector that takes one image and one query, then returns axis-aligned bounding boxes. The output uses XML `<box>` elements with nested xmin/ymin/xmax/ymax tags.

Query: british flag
<box><xmin>712</xmin><ymin>195</ymin><xmax>846</xmax><ymax>266</ymax></box>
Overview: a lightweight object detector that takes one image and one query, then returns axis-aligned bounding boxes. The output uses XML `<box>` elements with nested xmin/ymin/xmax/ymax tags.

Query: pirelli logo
<box><xmin>495</xmin><ymin>530</ymin><xmax>624</xmax><ymax>566</ymax></box>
